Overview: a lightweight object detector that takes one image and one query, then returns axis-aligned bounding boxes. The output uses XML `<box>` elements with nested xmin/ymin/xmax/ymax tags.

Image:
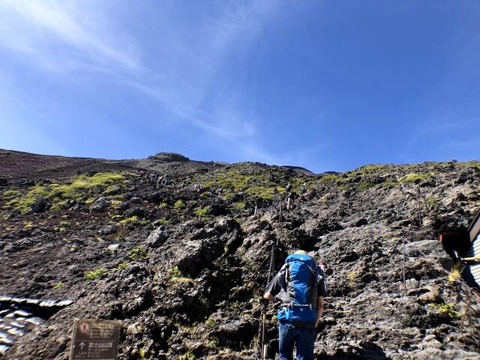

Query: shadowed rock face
<box><xmin>0</xmin><ymin>149</ymin><xmax>479</xmax><ymax>359</ymax></box>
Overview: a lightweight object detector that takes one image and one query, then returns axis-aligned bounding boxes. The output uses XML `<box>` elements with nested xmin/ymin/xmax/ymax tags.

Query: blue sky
<box><xmin>0</xmin><ymin>1</ymin><xmax>479</xmax><ymax>173</ymax></box>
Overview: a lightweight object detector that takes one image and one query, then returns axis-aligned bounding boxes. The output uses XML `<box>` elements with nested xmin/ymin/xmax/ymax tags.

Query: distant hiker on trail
<box><xmin>301</xmin><ymin>183</ymin><xmax>307</xmax><ymax>195</ymax></box>
<box><xmin>286</xmin><ymin>191</ymin><xmax>295</xmax><ymax>210</ymax></box>
<box><xmin>263</xmin><ymin>250</ymin><xmax>326</xmax><ymax>360</ymax></box>
<box><xmin>285</xmin><ymin>182</ymin><xmax>292</xmax><ymax>193</ymax></box>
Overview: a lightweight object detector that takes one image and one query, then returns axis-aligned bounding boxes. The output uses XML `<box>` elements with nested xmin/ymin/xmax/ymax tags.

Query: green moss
<box><xmin>382</xmin><ymin>181</ymin><xmax>398</xmax><ymax>189</ymax></box>
<box><xmin>178</xmin><ymin>352</ymin><xmax>195</xmax><ymax>360</ymax></box>
<box><xmin>174</xmin><ymin>200</ymin><xmax>185</xmax><ymax>210</ymax></box>
<box><xmin>2</xmin><ymin>172</ymin><xmax>125</xmax><ymax>214</ymax></box>
<box><xmin>24</xmin><ymin>221</ymin><xmax>35</xmax><ymax>229</ymax></box>
<box><xmin>170</xmin><ymin>265</ymin><xmax>184</xmax><ymax>278</ymax></box>
<box><xmin>206</xmin><ymin>336</ymin><xmax>219</xmax><ymax>350</ymax></box>
<box><xmin>169</xmin><ymin>266</ymin><xmax>193</xmax><ymax>284</ymax></box>
<box><xmin>158</xmin><ymin>202</ymin><xmax>168</xmax><ymax>209</ymax></box>
<box><xmin>117</xmin><ymin>261</ymin><xmax>129</xmax><ymax>270</ymax></box>
<box><xmin>84</xmin><ymin>267</ymin><xmax>106</xmax><ymax>281</ymax></box>
<box><xmin>118</xmin><ymin>216</ymin><xmax>139</xmax><ymax>225</ymax></box>
<box><xmin>152</xmin><ymin>218</ymin><xmax>169</xmax><ymax>226</ymax></box>
<box><xmin>109</xmin><ymin>199</ymin><xmax>123</xmax><ymax>209</ymax></box>
<box><xmin>428</xmin><ymin>302</ymin><xmax>460</xmax><ymax>319</ymax></box>
<box><xmin>204</xmin><ymin>170</ymin><xmax>252</xmax><ymax>192</ymax></box>
<box><xmin>355</xmin><ymin>164</ymin><xmax>390</xmax><ymax>173</ymax></box>
<box><xmin>138</xmin><ymin>348</ymin><xmax>148</xmax><ymax>360</ymax></box>
<box><xmin>195</xmin><ymin>206</ymin><xmax>210</xmax><ymax>217</ymax></box>
<box><xmin>357</xmin><ymin>182</ymin><xmax>374</xmax><ymax>191</ymax></box>
<box><xmin>402</xmin><ymin>173</ymin><xmax>431</xmax><ymax>183</ymax></box>
<box><xmin>245</xmin><ymin>185</ymin><xmax>276</xmax><ymax>200</ymax></box>
<box><xmin>1</xmin><ymin>189</ymin><xmax>22</xmax><ymax>200</ymax></box>
<box><xmin>104</xmin><ymin>184</ymin><xmax>123</xmax><ymax>195</ymax></box>
<box><xmin>128</xmin><ymin>246</ymin><xmax>148</xmax><ymax>260</ymax></box>
<box><xmin>318</xmin><ymin>173</ymin><xmax>346</xmax><ymax>185</ymax></box>
<box><xmin>201</xmin><ymin>168</ymin><xmax>288</xmax><ymax>201</ymax></box>
<box><xmin>234</xmin><ymin>202</ymin><xmax>246</xmax><ymax>211</ymax></box>
<box><xmin>426</xmin><ymin>196</ymin><xmax>440</xmax><ymax>207</ymax></box>
<box><xmin>50</xmin><ymin>173</ymin><xmax>124</xmax><ymax>201</ymax></box>
<box><xmin>69</xmin><ymin>172</ymin><xmax>122</xmax><ymax>192</ymax></box>
<box><xmin>205</xmin><ymin>317</ymin><xmax>217</xmax><ymax>328</ymax></box>
<box><xmin>456</xmin><ymin>160</ymin><xmax>480</xmax><ymax>169</ymax></box>
<box><xmin>5</xmin><ymin>185</ymin><xmax>49</xmax><ymax>214</ymax></box>
<box><xmin>59</xmin><ymin>220</ymin><xmax>71</xmax><ymax>228</ymax></box>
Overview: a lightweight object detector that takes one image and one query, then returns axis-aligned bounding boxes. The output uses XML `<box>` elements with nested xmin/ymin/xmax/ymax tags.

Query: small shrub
<box><xmin>448</xmin><ymin>263</ymin><xmax>463</xmax><ymax>283</ymax></box>
<box><xmin>237</xmin><ymin>246</ymin><xmax>247</xmax><ymax>257</ymax></box>
<box><xmin>53</xmin><ymin>281</ymin><xmax>64</xmax><ymax>290</ymax></box>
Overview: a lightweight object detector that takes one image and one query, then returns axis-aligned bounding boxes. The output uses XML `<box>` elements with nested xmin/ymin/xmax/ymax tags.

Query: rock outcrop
<box><xmin>0</xmin><ymin>150</ymin><xmax>479</xmax><ymax>359</ymax></box>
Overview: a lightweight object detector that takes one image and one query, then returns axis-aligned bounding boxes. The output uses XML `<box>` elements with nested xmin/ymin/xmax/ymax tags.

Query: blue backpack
<box><xmin>277</xmin><ymin>253</ymin><xmax>322</xmax><ymax>325</ymax></box>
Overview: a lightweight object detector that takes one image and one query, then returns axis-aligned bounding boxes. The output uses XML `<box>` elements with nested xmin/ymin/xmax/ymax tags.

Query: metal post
<box><xmin>403</xmin><ymin>239</ymin><xmax>407</xmax><ymax>296</ymax></box>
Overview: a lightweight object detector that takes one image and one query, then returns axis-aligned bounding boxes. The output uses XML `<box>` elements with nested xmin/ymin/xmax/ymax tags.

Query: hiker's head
<box><xmin>290</xmin><ymin>235</ymin><xmax>316</xmax><ymax>252</ymax></box>
<box><xmin>294</xmin><ymin>249</ymin><xmax>308</xmax><ymax>255</ymax></box>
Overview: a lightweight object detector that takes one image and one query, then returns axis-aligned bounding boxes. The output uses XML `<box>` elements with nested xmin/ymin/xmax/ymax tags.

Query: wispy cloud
<box><xmin>124</xmin><ymin>1</ymin><xmax>282</xmax><ymax>149</ymax></box>
<box><xmin>0</xmin><ymin>0</ymin><xmax>139</xmax><ymax>72</ymax></box>
<box><xmin>0</xmin><ymin>0</ymin><xmax>284</xmax><ymax>162</ymax></box>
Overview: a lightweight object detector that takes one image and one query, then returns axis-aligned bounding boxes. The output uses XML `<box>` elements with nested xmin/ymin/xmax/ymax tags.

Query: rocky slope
<box><xmin>0</xmin><ymin>149</ymin><xmax>479</xmax><ymax>359</ymax></box>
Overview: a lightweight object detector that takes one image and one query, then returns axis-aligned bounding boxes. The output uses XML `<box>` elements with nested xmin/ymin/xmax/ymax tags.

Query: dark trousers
<box><xmin>278</xmin><ymin>322</ymin><xmax>315</xmax><ymax>360</ymax></box>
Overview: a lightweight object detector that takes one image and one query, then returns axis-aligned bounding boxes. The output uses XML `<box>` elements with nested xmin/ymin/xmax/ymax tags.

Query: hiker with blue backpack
<box><xmin>262</xmin><ymin>250</ymin><xmax>326</xmax><ymax>360</ymax></box>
